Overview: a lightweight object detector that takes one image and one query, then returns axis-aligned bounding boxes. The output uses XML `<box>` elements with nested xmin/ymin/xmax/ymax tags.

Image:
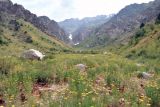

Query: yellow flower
<box><xmin>139</xmin><ymin>99</ymin><xmax>144</xmax><ymax>102</ymax></box>
<box><xmin>64</xmin><ymin>97</ymin><xmax>68</xmax><ymax>100</ymax></box>
<box><xmin>82</xmin><ymin>93</ymin><xmax>86</xmax><ymax>97</ymax></box>
<box><xmin>111</xmin><ymin>84</ymin><xmax>115</xmax><ymax>88</ymax></box>
<box><xmin>139</xmin><ymin>95</ymin><xmax>144</xmax><ymax>99</ymax></box>
<box><xmin>146</xmin><ymin>103</ymin><xmax>151</xmax><ymax>106</ymax></box>
<box><xmin>12</xmin><ymin>105</ymin><xmax>15</xmax><ymax>107</ymax></box>
<box><xmin>92</xmin><ymin>97</ymin><xmax>96</xmax><ymax>101</ymax></box>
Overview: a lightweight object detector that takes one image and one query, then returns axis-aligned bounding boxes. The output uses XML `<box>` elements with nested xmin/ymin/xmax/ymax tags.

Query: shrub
<box><xmin>33</xmin><ymin>71</ymin><xmax>53</xmax><ymax>86</ymax></box>
<box><xmin>0</xmin><ymin>36</ymin><xmax>8</xmax><ymax>45</ymax></box>
<box><xmin>140</xmin><ymin>23</ymin><xmax>145</xmax><ymax>28</ymax></box>
<box><xmin>25</xmin><ymin>36</ymin><xmax>33</xmax><ymax>43</ymax></box>
<box><xmin>155</xmin><ymin>13</ymin><xmax>160</xmax><ymax>24</ymax></box>
<box><xmin>137</xmin><ymin>50</ymin><xmax>147</xmax><ymax>57</ymax></box>
<box><xmin>105</xmin><ymin>74</ymin><xmax>121</xmax><ymax>87</ymax></box>
<box><xmin>135</xmin><ymin>29</ymin><xmax>146</xmax><ymax>38</ymax></box>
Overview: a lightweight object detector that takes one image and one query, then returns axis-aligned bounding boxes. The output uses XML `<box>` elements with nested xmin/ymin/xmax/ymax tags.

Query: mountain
<box><xmin>79</xmin><ymin>0</ymin><xmax>160</xmax><ymax>48</ymax></box>
<box><xmin>0</xmin><ymin>11</ymin><xmax>70</xmax><ymax>56</ymax></box>
<box><xmin>0</xmin><ymin>0</ymin><xmax>69</xmax><ymax>42</ymax></box>
<box><xmin>109</xmin><ymin>20</ymin><xmax>160</xmax><ymax>62</ymax></box>
<box><xmin>59</xmin><ymin>15</ymin><xmax>113</xmax><ymax>44</ymax></box>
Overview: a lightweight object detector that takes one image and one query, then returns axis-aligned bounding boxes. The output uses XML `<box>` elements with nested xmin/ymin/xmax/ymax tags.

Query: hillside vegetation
<box><xmin>0</xmin><ymin>12</ymin><xmax>70</xmax><ymax>56</ymax></box>
<box><xmin>0</xmin><ymin>0</ymin><xmax>159</xmax><ymax>107</ymax></box>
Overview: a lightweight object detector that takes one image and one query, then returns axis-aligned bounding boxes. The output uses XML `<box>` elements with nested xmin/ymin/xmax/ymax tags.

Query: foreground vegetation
<box><xmin>0</xmin><ymin>53</ymin><xmax>159</xmax><ymax>107</ymax></box>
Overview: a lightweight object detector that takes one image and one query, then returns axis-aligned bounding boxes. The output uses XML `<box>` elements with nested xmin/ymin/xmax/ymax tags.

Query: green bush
<box><xmin>135</xmin><ymin>29</ymin><xmax>146</xmax><ymax>38</ymax></box>
<box><xmin>155</xmin><ymin>13</ymin><xmax>160</xmax><ymax>24</ymax></box>
<box><xmin>0</xmin><ymin>36</ymin><xmax>8</xmax><ymax>45</ymax></box>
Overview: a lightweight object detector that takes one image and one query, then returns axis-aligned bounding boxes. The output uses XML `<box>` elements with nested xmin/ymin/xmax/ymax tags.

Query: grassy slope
<box><xmin>0</xmin><ymin>13</ymin><xmax>70</xmax><ymax>56</ymax></box>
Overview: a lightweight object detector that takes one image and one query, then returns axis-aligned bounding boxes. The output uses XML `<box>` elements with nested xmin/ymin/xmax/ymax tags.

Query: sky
<box><xmin>11</xmin><ymin>0</ymin><xmax>154</xmax><ymax>22</ymax></box>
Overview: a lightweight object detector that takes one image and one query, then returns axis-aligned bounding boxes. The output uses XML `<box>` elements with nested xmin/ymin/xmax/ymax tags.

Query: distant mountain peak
<box><xmin>59</xmin><ymin>15</ymin><xmax>113</xmax><ymax>44</ymax></box>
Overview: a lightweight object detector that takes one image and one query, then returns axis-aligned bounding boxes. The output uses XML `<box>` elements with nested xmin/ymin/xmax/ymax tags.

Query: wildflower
<box><xmin>12</xmin><ymin>105</ymin><xmax>15</xmax><ymax>107</ymax></box>
<box><xmin>139</xmin><ymin>95</ymin><xmax>144</xmax><ymax>99</ymax></box>
<box><xmin>82</xmin><ymin>93</ymin><xmax>86</xmax><ymax>97</ymax></box>
<box><xmin>146</xmin><ymin>103</ymin><xmax>151</xmax><ymax>106</ymax></box>
<box><xmin>111</xmin><ymin>84</ymin><xmax>115</xmax><ymax>88</ymax></box>
<box><xmin>64</xmin><ymin>97</ymin><xmax>68</xmax><ymax>100</ymax></box>
<box><xmin>95</xmin><ymin>92</ymin><xmax>98</xmax><ymax>95</ymax></box>
<box><xmin>92</xmin><ymin>97</ymin><xmax>96</xmax><ymax>101</ymax></box>
<box><xmin>139</xmin><ymin>99</ymin><xmax>144</xmax><ymax>103</ymax></box>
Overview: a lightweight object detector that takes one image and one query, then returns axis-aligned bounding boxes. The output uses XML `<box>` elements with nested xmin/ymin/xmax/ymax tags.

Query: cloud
<box><xmin>11</xmin><ymin>0</ymin><xmax>153</xmax><ymax>21</ymax></box>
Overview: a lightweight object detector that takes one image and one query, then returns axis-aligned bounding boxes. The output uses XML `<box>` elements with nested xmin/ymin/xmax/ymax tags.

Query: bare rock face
<box><xmin>0</xmin><ymin>0</ymin><xmax>69</xmax><ymax>42</ymax></box>
<box><xmin>21</xmin><ymin>49</ymin><xmax>45</xmax><ymax>60</ymax></box>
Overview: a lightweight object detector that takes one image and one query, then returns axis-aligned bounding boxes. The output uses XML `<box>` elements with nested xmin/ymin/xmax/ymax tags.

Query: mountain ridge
<box><xmin>78</xmin><ymin>0</ymin><xmax>160</xmax><ymax>48</ymax></box>
<box><xmin>59</xmin><ymin>15</ymin><xmax>113</xmax><ymax>44</ymax></box>
<box><xmin>0</xmin><ymin>0</ymin><xmax>69</xmax><ymax>42</ymax></box>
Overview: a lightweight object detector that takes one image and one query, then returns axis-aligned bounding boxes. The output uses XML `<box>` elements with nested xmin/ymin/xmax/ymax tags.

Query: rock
<box><xmin>75</xmin><ymin>64</ymin><xmax>87</xmax><ymax>72</ymax></box>
<box><xmin>142</xmin><ymin>72</ymin><xmax>153</xmax><ymax>79</ymax></box>
<box><xmin>138</xmin><ymin>72</ymin><xmax>153</xmax><ymax>79</ymax></box>
<box><xmin>21</xmin><ymin>49</ymin><xmax>45</xmax><ymax>60</ymax></box>
<box><xmin>119</xmin><ymin>98</ymin><xmax>125</xmax><ymax>106</ymax></box>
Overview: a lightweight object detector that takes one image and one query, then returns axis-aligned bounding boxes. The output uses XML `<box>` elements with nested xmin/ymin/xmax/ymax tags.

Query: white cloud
<box><xmin>11</xmin><ymin>0</ymin><xmax>154</xmax><ymax>21</ymax></box>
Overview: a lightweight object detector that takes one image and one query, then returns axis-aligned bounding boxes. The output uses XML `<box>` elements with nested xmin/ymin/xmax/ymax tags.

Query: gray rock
<box><xmin>21</xmin><ymin>49</ymin><xmax>45</xmax><ymax>60</ymax></box>
<box><xmin>75</xmin><ymin>64</ymin><xmax>87</xmax><ymax>72</ymax></box>
<box><xmin>141</xmin><ymin>72</ymin><xmax>153</xmax><ymax>79</ymax></box>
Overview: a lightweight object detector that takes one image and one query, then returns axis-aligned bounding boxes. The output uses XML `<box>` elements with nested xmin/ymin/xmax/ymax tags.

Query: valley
<box><xmin>0</xmin><ymin>0</ymin><xmax>160</xmax><ymax>107</ymax></box>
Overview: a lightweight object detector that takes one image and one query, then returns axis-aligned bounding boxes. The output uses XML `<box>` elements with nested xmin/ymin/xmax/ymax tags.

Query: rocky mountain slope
<box><xmin>0</xmin><ymin>11</ymin><xmax>70</xmax><ymax>56</ymax></box>
<box><xmin>79</xmin><ymin>0</ymin><xmax>160</xmax><ymax>48</ymax></box>
<box><xmin>0</xmin><ymin>0</ymin><xmax>69</xmax><ymax>42</ymax></box>
<box><xmin>59</xmin><ymin>15</ymin><xmax>113</xmax><ymax>44</ymax></box>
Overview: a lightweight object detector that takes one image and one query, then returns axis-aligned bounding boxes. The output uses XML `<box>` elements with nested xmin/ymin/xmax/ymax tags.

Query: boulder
<box><xmin>138</xmin><ymin>72</ymin><xmax>153</xmax><ymax>79</ymax></box>
<box><xmin>21</xmin><ymin>49</ymin><xmax>45</xmax><ymax>60</ymax></box>
<box><xmin>75</xmin><ymin>64</ymin><xmax>87</xmax><ymax>72</ymax></box>
<box><xmin>142</xmin><ymin>72</ymin><xmax>153</xmax><ymax>79</ymax></box>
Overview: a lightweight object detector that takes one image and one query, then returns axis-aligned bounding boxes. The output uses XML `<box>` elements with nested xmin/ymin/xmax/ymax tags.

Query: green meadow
<box><xmin>0</xmin><ymin>53</ymin><xmax>159</xmax><ymax>107</ymax></box>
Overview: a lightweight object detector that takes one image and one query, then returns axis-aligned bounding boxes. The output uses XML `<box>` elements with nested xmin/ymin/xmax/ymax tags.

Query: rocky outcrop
<box><xmin>0</xmin><ymin>0</ymin><xmax>69</xmax><ymax>42</ymax></box>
